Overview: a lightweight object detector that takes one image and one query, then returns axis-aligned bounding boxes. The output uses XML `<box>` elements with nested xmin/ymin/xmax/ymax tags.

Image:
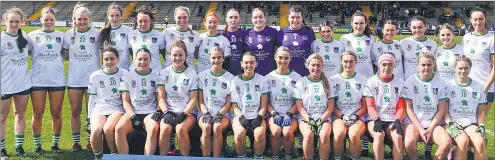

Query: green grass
<box><xmin>2</xmin><ymin>26</ymin><xmax>493</xmax><ymax>159</ymax></box>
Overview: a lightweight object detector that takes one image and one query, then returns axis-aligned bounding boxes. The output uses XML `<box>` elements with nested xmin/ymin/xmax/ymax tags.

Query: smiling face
<box><xmin>351</xmin><ymin>16</ymin><xmax>366</xmax><ymax>34</ymax></box>
<box><xmin>275</xmin><ymin>50</ymin><xmax>291</xmax><ymax>70</ymax></box>
<box><xmin>135</xmin><ymin>51</ymin><xmax>151</xmax><ymax>71</ymax></box>
<box><xmin>319</xmin><ymin>26</ymin><xmax>333</xmax><ymax>41</ymax></box>
<box><xmin>175</xmin><ymin>9</ymin><xmax>189</xmax><ymax>30</ymax></box>
<box><xmin>226</xmin><ymin>10</ymin><xmax>240</xmax><ymax>29</ymax></box>
<box><xmin>288</xmin><ymin>11</ymin><xmax>302</xmax><ymax>30</ymax></box>
<box><xmin>241</xmin><ymin>54</ymin><xmax>257</xmax><ymax>74</ymax></box>
<box><xmin>137</xmin><ymin>13</ymin><xmax>151</xmax><ymax>31</ymax></box>
<box><xmin>417</xmin><ymin>57</ymin><xmax>434</xmax><ymax>76</ymax></box>
<box><xmin>341</xmin><ymin>55</ymin><xmax>356</xmax><ymax>73</ymax></box>
<box><xmin>107</xmin><ymin>9</ymin><xmax>122</xmax><ymax>27</ymax></box>
<box><xmin>410</xmin><ymin>20</ymin><xmax>426</xmax><ymax>39</ymax></box>
<box><xmin>204</xmin><ymin>15</ymin><xmax>219</xmax><ymax>32</ymax></box>
<box><xmin>439</xmin><ymin>28</ymin><xmax>453</xmax><ymax>46</ymax></box>
<box><xmin>41</xmin><ymin>12</ymin><xmax>55</xmax><ymax>31</ymax></box>
<box><xmin>251</xmin><ymin>10</ymin><xmax>265</xmax><ymax>28</ymax></box>
<box><xmin>455</xmin><ymin>60</ymin><xmax>471</xmax><ymax>79</ymax></box>
<box><xmin>209</xmin><ymin>50</ymin><xmax>224</xmax><ymax>68</ymax></box>
<box><xmin>102</xmin><ymin>51</ymin><xmax>119</xmax><ymax>69</ymax></box>
<box><xmin>74</xmin><ymin>13</ymin><xmax>90</xmax><ymax>31</ymax></box>
<box><xmin>382</xmin><ymin>23</ymin><xmax>397</xmax><ymax>42</ymax></box>
<box><xmin>170</xmin><ymin>47</ymin><xmax>186</xmax><ymax>68</ymax></box>
<box><xmin>470</xmin><ymin>11</ymin><xmax>486</xmax><ymax>32</ymax></box>
<box><xmin>307</xmin><ymin>58</ymin><xmax>323</xmax><ymax>78</ymax></box>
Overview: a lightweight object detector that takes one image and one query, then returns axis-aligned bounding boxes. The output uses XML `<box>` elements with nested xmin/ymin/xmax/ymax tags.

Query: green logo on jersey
<box><xmin>210</xmin><ymin>89</ymin><xmax>216</xmax><ymax>95</ymax></box>
<box><xmin>324</xmin><ymin>54</ymin><xmax>330</xmax><ymax>60</ymax></box>
<box><xmin>141</xmin><ymin>44</ymin><xmax>147</xmax><ymax>49</ymax></box>
<box><xmin>443</xmin><ymin>61</ymin><xmax>448</xmax><ymax>67</ymax></box>
<box><xmin>384</xmin><ymin>96</ymin><xmax>391</xmax><ymax>102</ymax></box>
<box><xmin>345</xmin><ymin>91</ymin><xmax>351</xmax><ymax>98</ymax></box>
<box><xmin>111</xmin><ymin>41</ymin><xmax>116</xmax><ymax>46</ymax></box>
<box><xmin>462</xmin><ymin>100</ymin><xmax>468</xmax><ymax>106</ymax></box>
<box><xmin>172</xmin><ymin>85</ymin><xmax>178</xmax><ymax>91</ymax></box>
<box><xmin>281</xmin><ymin>87</ymin><xmax>287</xmax><ymax>94</ymax></box>
<box><xmin>80</xmin><ymin>45</ymin><xmax>86</xmax><ymax>50</ymax></box>
<box><xmin>112</xmin><ymin>88</ymin><xmax>118</xmax><ymax>94</ymax></box>
<box><xmin>356</xmin><ymin>47</ymin><xmax>363</xmax><ymax>53</ymax></box>
<box><xmin>141</xmin><ymin>89</ymin><xmax>147</xmax><ymax>95</ymax></box>
<box><xmin>47</xmin><ymin>44</ymin><xmax>53</xmax><ymax>49</ymax></box>
<box><xmin>415</xmin><ymin>52</ymin><xmax>420</xmax><ymax>57</ymax></box>
<box><xmin>246</xmin><ymin>94</ymin><xmax>252</xmax><ymax>100</ymax></box>
<box><xmin>315</xmin><ymin>95</ymin><xmax>321</xmax><ymax>101</ymax></box>
<box><xmin>424</xmin><ymin>95</ymin><xmax>430</xmax><ymax>102</ymax></box>
<box><xmin>204</xmin><ymin>48</ymin><xmax>209</xmax><ymax>54</ymax></box>
<box><xmin>470</xmin><ymin>49</ymin><xmax>475</xmax><ymax>54</ymax></box>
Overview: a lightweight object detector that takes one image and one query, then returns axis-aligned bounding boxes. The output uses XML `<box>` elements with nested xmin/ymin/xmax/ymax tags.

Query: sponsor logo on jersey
<box><xmin>132</xmin><ymin>80</ymin><xmax>136</xmax><ymax>88</ymax></box>
<box><xmin>472</xmin><ymin>92</ymin><xmax>478</xmax><ymax>98</ymax></box>
<box><xmin>407</xmin><ymin>45</ymin><xmax>412</xmax><ymax>51</ymax></box>
<box><xmin>120</xmin><ymin>33</ymin><xmax>126</xmax><ymax>39</ymax></box>
<box><xmin>56</xmin><ymin>37</ymin><xmax>61</xmax><ymax>43</ymax></box>
<box><xmin>36</xmin><ymin>37</ymin><xmax>41</xmax><ymax>43</ymax></box>
<box><xmin>6</xmin><ymin>42</ymin><xmax>14</xmax><ymax>50</ymax></box>
<box><xmin>169</xmin><ymin>33</ymin><xmax>175</xmax><ymax>40</ymax></box>
<box><xmin>222</xmin><ymin>82</ymin><xmax>227</xmax><ymax>89</ymax></box>
<box><xmin>271</xmin><ymin>80</ymin><xmax>276</xmax><ymax>87</ymax></box>
<box><xmin>99</xmin><ymin>81</ymin><xmax>105</xmax><ymax>88</ymax></box>
<box><xmin>374</xmin><ymin>87</ymin><xmax>379</xmax><ymax>94</ymax></box>
<box><xmin>255</xmin><ymin>85</ymin><xmax>260</xmax><ymax>91</ymax></box>
<box><xmin>394</xmin><ymin>87</ymin><xmax>399</xmax><ymax>93</ymax></box>
<box><xmin>303</xmin><ymin>35</ymin><xmax>308</xmax><ymax>40</ymax></box>
<box><xmin>356</xmin><ymin>83</ymin><xmax>361</xmax><ymax>90</ymax></box>
<box><xmin>188</xmin><ymin>36</ymin><xmax>194</xmax><ymax>42</ymax></box>
<box><xmin>335</xmin><ymin>84</ymin><xmax>340</xmax><ymax>91</ymax></box>
<box><xmin>333</xmin><ymin>47</ymin><xmax>339</xmax><ymax>53</ymax></box>
<box><xmin>283</xmin><ymin>35</ymin><xmax>287</xmax><ymax>42</ymax></box>
<box><xmin>413</xmin><ymin>86</ymin><xmax>419</xmax><ymax>94</ymax></box>
<box><xmin>266</xmin><ymin>36</ymin><xmax>272</xmax><ymax>42</ymax></box>
<box><xmin>433</xmin><ymin>88</ymin><xmax>438</xmax><ymax>95</ymax></box>
<box><xmin>257</xmin><ymin>35</ymin><xmax>263</xmax><ymax>42</ymax></box>
<box><xmin>248</xmin><ymin>37</ymin><xmax>253</xmax><ymax>43</ymax></box>
<box><xmin>151</xmin><ymin>80</ymin><xmax>156</xmax><ymax>87</ymax></box>
<box><xmin>236</xmin><ymin>86</ymin><xmax>241</xmax><ymax>94</ymax></box>
<box><xmin>347</xmin><ymin>41</ymin><xmax>352</xmax><ymax>47</ymax></box>
<box><xmin>204</xmin><ymin>79</ymin><xmax>208</xmax><ymax>87</ymax></box>
<box><xmin>152</xmin><ymin>37</ymin><xmax>157</xmax><ymax>43</ymax></box>
<box><xmin>450</xmin><ymin>91</ymin><xmax>456</xmax><ymax>98</ymax></box>
<box><xmin>90</xmin><ymin>37</ymin><xmax>95</xmax><ymax>43</ymax></box>
<box><xmin>183</xmin><ymin>78</ymin><xmax>189</xmax><ymax>85</ymax></box>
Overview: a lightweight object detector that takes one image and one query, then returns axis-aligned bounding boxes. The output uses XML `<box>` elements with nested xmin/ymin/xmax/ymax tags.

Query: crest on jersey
<box><xmin>335</xmin><ymin>84</ymin><xmax>341</xmax><ymax>91</ymax></box>
<box><xmin>255</xmin><ymin>85</ymin><xmax>260</xmax><ymax>91</ymax></box>
<box><xmin>426</xmin><ymin>46</ymin><xmax>431</xmax><ymax>51</ymax></box>
<box><xmin>394</xmin><ymin>87</ymin><xmax>399</xmax><ymax>93</ymax></box>
<box><xmin>472</xmin><ymin>92</ymin><xmax>478</xmax><ymax>98</ymax></box>
<box><xmin>413</xmin><ymin>86</ymin><xmax>419</xmax><ymax>94</ymax></box>
<box><xmin>188</xmin><ymin>36</ymin><xmax>194</xmax><ymax>42</ymax></box>
<box><xmin>90</xmin><ymin>37</ymin><xmax>95</xmax><ymax>43</ymax></box>
<box><xmin>333</xmin><ymin>47</ymin><xmax>339</xmax><ymax>53</ymax></box>
<box><xmin>407</xmin><ymin>45</ymin><xmax>412</xmax><ymax>51</ymax></box>
<box><xmin>433</xmin><ymin>88</ymin><xmax>438</xmax><ymax>95</ymax></box>
<box><xmin>132</xmin><ymin>80</ymin><xmax>137</xmax><ymax>88</ymax></box>
<box><xmin>152</xmin><ymin>37</ymin><xmax>157</xmax><ymax>43</ymax></box>
<box><xmin>347</xmin><ymin>41</ymin><xmax>352</xmax><ymax>47</ymax></box>
<box><xmin>394</xmin><ymin>44</ymin><xmax>399</xmax><ymax>49</ymax></box>
<box><xmin>374</xmin><ymin>87</ymin><xmax>379</xmax><ymax>94</ymax></box>
<box><xmin>204</xmin><ymin>79</ymin><xmax>208</xmax><ymax>87</ymax></box>
<box><xmin>56</xmin><ymin>37</ymin><xmax>61</xmax><ymax>43</ymax></box>
<box><xmin>236</xmin><ymin>86</ymin><xmax>241</xmax><ymax>94</ymax></box>
<box><xmin>283</xmin><ymin>35</ymin><xmax>287</xmax><ymax>42</ymax></box>
<box><xmin>378</xmin><ymin>47</ymin><xmax>383</xmax><ymax>53</ymax></box>
<box><xmin>183</xmin><ymin>78</ymin><xmax>189</xmax><ymax>85</ymax></box>
<box><xmin>482</xmin><ymin>42</ymin><xmax>488</xmax><ymax>47</ymax></box>
<box><xmin>36</xmin><ymin>37</ymin><xmax>41</xmax><ymax>43</ymax></box>
<box><xmin>450</xmin><ymin>91</ymin><xmax>456</xmax><ymax>98</ymax></box>
<box><xmin>365</xmin><ymin>40</ymin><xmax>370</xmax><ymax>45</ymax></box>
<box><xmin>6</xmin><ymin>42</ymin><xmax>14</xmax><ymax>49</ymax></box>
<box><xmin>71</xmin><ymin>37</ymin><xmax>75</xmax><ymax>43</ymax></box>
<box><xmin>120</xmin><ymin>33</ymin><xmax>126</xmax><ymax>39</ymax></box>
<box><xmin>257</xmin><ymin>35</ymin><xmax>263</xmax><ymax>42</ymax></box>
<box><xmin>133</xmin><ymin>36</ymin><xmax>137</xmax><ymax>42</ymax></box>
<box><xmin>303</xmin><ymin>35</ymin><xmax>308</xmax><ymax>40</ymax></box>
<box><xmin>169</xmin><ymin>33</ymin><xmax>175</xmax><ymax>40</ymax></box>
<box><xmin>291</xmin><ymin>80</ymin><xmax>296</xmax><ymax>87</ymax></box>
<box><xmin>99</xmin><ymin>81</ymin><xmax>105</xmax><ymax>88</ymax></box>
<box><xmin>356</xmin><ymin>84</ymin><xmax>361</xmax><ymax>90</ymax></box>
<box><xmin>266</xmin><ymin>36</ymin><xmax>272</xmax><ymax>42</ymax></box>
<box><xmin>271</xmin><ymin>80</ymin><xmax>276</xmax><ymax>87</ymax></box>
<box><xmin>165</xmin><ymin>76</ymin><xmax>169</xmax><ymax>83</ymax></box>
<box><xmin>248</xmin><ymin>37</ymin><xmax>253</xmax><ymax>43</ymax></box>
<box><xmin>222</xmin><ymin>82</ymin><xmax>227</xmax><ymax>89</ymax></box>
<box><xmin>151</xmin><ymin>81</ymin><xmax>156</xmax><ymax>87</ymax></box>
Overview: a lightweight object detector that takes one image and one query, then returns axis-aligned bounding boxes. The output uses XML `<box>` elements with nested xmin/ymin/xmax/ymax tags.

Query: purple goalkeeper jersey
<box><xmin>277</xmin><ymin>26</ymin><xmax>316</xmax><ymax>76</ymax></box>
<box><xmin>245</xmin><ymin>26</ymin><xmax>278</xmax><ymax>76</ymax></box>
<box><xmin>223</xmin><ymin>29</ymin><xmax>245</xmax><ymax>76</ymax></box>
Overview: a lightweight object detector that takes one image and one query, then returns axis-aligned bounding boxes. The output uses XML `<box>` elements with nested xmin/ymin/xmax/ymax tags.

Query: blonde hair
<box><xmin>174</xmin><ymin>6</ymin><xmax>190</xmax><ymax>18</ymax></box>
<box><xmin>274</xmin><ymin>46</ymin><xmax>291</xmax><ymax>57</ymax></box>
<box><xmin>438</xmin><ymin>23</ymin><xmax>454</xmax><ymax>33</ymax></box>
<box><xmin>417</xmin><ymin>52</ymin><xmax>437</xmax><ymax>72</ymax></box>
<box><xmin>208</xmin><ymin>46</ymin><xmax>224</xmax><ymax>56</ymax></box>
<box><xmin>305</xmin><ymin>53</ymin><xmax>330</xmax><ymax>97</ymax></box>
<box><xmin>40</xmin><ymin>7</ymin><xmax>57</xmax><ymax>19</ymax></box>
<box><xmin>454</xmin><ymin>55</ymin><xmax>472</xmax><ymax>68</ymax></box>
<box><xmin>71</xmin><ymin>3</ymin><xmax>93</xmax><ymax>44</ymax></box>
<box><xmin>339</xmin><ymin>51</ymin><xmax>358</xmax><ymax>73</ymax></box>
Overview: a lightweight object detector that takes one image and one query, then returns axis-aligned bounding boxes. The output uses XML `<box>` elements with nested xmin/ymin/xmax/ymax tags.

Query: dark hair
<box><xmin>174</xmin><ymin>6</ymin><xmax>195</xmax><ymax>36</ymax></box>
<box><xmin>134</xmin><ymin>5</ymin><xmax>157</xmax><ymax>30</ymax></box>
<box><xmin>99</xmin><ymin>2</ymin><xmax>123</xmax><ymax>49</ymax></box>
<box><xmin>136</xmin><ymin>48</ymin><xmax>152</xmax><ymax>61</ymax></box>
<box><xmin>223</xmin><ymin>8</ymin><xmax>240</xmax><ymax>36</ymax></box>
<box><xmin>2</xmin><ymin>8</ymin><xmax>28</xmax><ymax>53</ymax></box>
<box><xmin>409</xmin><ymin>15</ymin><xmax>426</xmax><ymax>26</ymax></box>
<box><xmin>101</xmin><ymin>47</ymin><xmax>120</xmax><ymax>65</ymax></box>
<box><xmin>351</xmin><ymin>11</ymin><xmax>372</xmax><ymax>38</ymax></box>
<box><xmin>169</xmin><ymin>40</ymin><xmax>188</xmax><ymax>67</ymax></box>
<box><xmin>241</xmin><ymin>51</ymin><xmax>258</xmax><ymax>63</ymax></box>
<box><xmin>319</xmin><ymin>21</ymin><xmax>334</xmax><ymax>31</ymax></box>
<box><xmin>288</xmin><ymin>5</ymin><xmax>311</xmax><ymax>31</ymax></box>
<box><xmin>469</xmin><ymin>6</ymin><xmax>487</xmax><ymax>31</ymax></box>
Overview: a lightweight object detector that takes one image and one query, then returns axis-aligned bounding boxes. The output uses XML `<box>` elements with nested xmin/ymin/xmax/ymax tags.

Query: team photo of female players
<box><xmin>1</xmin><ymin>2</ymin><xmax>493</xmax><ymax>160</ymax></box>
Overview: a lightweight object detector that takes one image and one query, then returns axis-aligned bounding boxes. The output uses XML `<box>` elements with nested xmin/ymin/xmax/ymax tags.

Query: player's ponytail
<box><xmin>223</xmin><ymin>8</ymin><xmax>240</xmax><ymax>36</ymax></box>
<box><xmin>305</xmin><ymin>53</ymin><xmax>330</xmax><ymax>97</ymax></box>
<box><xmin>288</xmin><ymin>5</ymin><xmax>310</xmax><ymax>31</ymax></box>
<box><xmin>99</xmin><ymin>3</ymin><xmax>123</xmax><ymax>49</ymax></box>
<box><xmin>2</xmin><ymin>8</ymin><xmax>28</xmax><ymax>53</ymax></box>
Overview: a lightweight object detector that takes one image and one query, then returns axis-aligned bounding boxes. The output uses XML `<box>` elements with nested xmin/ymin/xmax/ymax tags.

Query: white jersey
<box><xmin>340</xmin><ymin>34</ymin><xmax>375</xmax><ymax>77</ymax></box>
<box><xmin>447</xmin><ymin>78</ymin><xmax>487</xmax><ymax>127</ymax></box>
<box><xmin>163</xmin><ymin>27</ymin><xmax>201</xmax><ymax>67</ymax></box>
<box><xmin>63</xmin><ymin>28</ymin><xmax>101</xmax><ymax>87</ymax></box>
<box><xmin>293</xmin><ymin>76</ymin><xmax>330</xmax><ymax>120</ymax></box>
<box><xmin>434</xmin><ymin>44</ymin><xmax>464</xmax><ymax>81</ymax></box>
<box><xmin>363</xmin><ymin>75</ymin><xmax>405</xmax><ymax>122</ymax></box>
<box><xmin>119</xmin><ymin>69</ymin><xmax>159</xmax><ymax>114</ymax></box>
<box><xmin>462</xmin><ymin>32</ymin><xmax>494</xmax><ymax>92</ymax></box>
<box><xmin>1</xmin><ymin>31</ymin><xmax>32</xmax><ymax>94</ymax></box>
<box><xmin>88</xmin><ymin>68</ymin><xmax>126</xmax><ymax>116</ymax></box>
<box><xmin>198</xmin><ymin>69</ymin><xmax>234</xmax><ymax>115</ymax></box>
<box><xmin>27</xmin><ymin>29</ymin><xmax>66</xmax><ymax>87</ymax></box>
<box><xmin>197</xmin><ymin>33</ymin><xmax>231</xmax><ymax>73</ymax></box>
<box><xmin>311</xmin><ymin>39</ymin><xmax>345</xmax><ymax>76</ymax></box>
<box><xmin>371</xmin><ymin>40</ymin><xmax>405</xmax><ymax>80</ymax></box>
<box><xmin>158</xmin><ymin>66</ymin><xmax>199</xmax><ymax>114</ymax></box>
<box><xmin>329</xmin><ymin>73</ymin><xmax>367</xmax><ymax>117</ymax></box>
<box><xmin>230</xmin><ymin>73</ymin><xmax>270</xmax><ymax>119</ymax></box>
<box><xmin>400</xmin><ymin>37</ymin><xmax>437</xmax><ymax>80</ymax></box>
<box><xmin>266</xmin><ymin>70</ymin><xmax>302</xmax><ymax>116</ymax></box>
<box><xmin>104</xmin><ymin>25</ymin><xmax>134</xmax><ymax>70</ymax></box>
<box><xmin>128</xmin><ymin>29</ymin><xmax>165</xmax><ymax>72</ymax></box>
<box><xmin>401</xmin><ymin>74</ymin><xmax>448</xmax><ymax>128</ymax></box>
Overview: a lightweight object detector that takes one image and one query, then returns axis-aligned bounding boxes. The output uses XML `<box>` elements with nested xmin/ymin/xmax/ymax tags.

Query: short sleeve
<box><xmin>157</xmin><ymin>70</ymin><xmax>166</xmax><ymax>86</ymax></box>
<box><xmin>479</xmin><ymin>89</ymin><xmax>488</xmax><ymax>105</ymax></box>
<box><xmin>26</xmin><ymin>35</ymin><xmax>34</xmax><ymax>54</ymax></box>
<box><xmin>328</xmin><ymin>78</ymin><xmax>338</xmax><ymax>99</ymax></box>
<box><xmin>293</xmin><ymin>81</ymin><xmax>302</xmax><ymax>100</ymax></box>
<box><xmin>308</xmin><ymin>29</ymin><xmax>316</xmax><ymax>42</ymax></box>
<box><xmin>400</xmin><ymin>81</ymin><xmax>412</xmax><ymax>100</ymax></box>
<box><xmin>189</xmin><ymin>75</ymin><xmax>199</xmax><ymax>91</ymax></box>
<box><xmin>370</xmin><ymin>43</ymin><xmax>379</xmax><ymax>65</ymax></box>
<box><xmin>87</xmin><ymin>74</ymin><xmax>97</xmax><ymax>95</ymax></box>
<box><xmin>230</xmin><ymin>81</ymin><xmax>239</xmax><ymax>104</ymax></box>
<box><xmin>223</xmin><ymin>37</ymin><xmax>232</xmax><ymax>57</ymax></box>
<box><xmin>276</xmin><ymin>30</ymin><xmax>283</xmax><ymax>46</ymax></box>
<box><xmin>159</xmin><ymin>35</ymin><xmax>166</xmax><ymax>50</ymax></box>
<box><xmin>119</xmin><ymin>73</ymin><xmax>129</xmax><ymax>92</ymax></box>
<box><xmin>439</xmin><ymin>83</ymin><xmax>449</xmax><ymax>101</ymax></box>
<box><xmin>363</xmin><ymin>78</ymin><xmax>375</xmax><ymax>97</ymax></box>
<box><xmin>399</xmin><ymin>40</ymin><xmax>405</xmax><ymax>56</ymax></box>
<box><xmin>490</xmin><ymin>38</ymin><xmax>494</xmax><ymax>54</ymax></box>
<box><xmin>262</xmin><ymin>77</ymin><xmax>270</xmax><ymax>95</ymax></box>
<box><xmin>62</xmin><ymin>33</ymin><xmax>70</xmax><ymax>50</ymax></box>
<box><xmin>198</xmin><ymin>76</ymin><xmax>204</xmax><ymax>90</ymax></box>
<box><xmin>310</xmin><ymin>41</ymin><xmax>317</xmax><ymax>53</ymax></box>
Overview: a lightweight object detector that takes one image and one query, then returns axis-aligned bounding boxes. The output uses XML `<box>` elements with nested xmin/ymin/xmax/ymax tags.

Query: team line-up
<box><xmin>1</xmin><ymin>2</ymin><xmax>494</xmax><ymax>160</ymax></box>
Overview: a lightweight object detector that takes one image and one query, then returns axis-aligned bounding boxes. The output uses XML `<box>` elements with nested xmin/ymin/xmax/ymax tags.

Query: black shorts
<box><xmin>487</xmin><ymin>92</ymin><xmax>494</xmax><ymax>102</ymax></box>
<box><xmin>135</xmin><ymin>114</ymin><xmax>150</xmax><ymax>120</ymax></box>
<box><xmin>67</xmin><ymin>87</ymin><xmax>88</xmax><ymax>90</ymax></box>
<box><xmin>1</xmin><ymin>88</ymin><xmax>31</xmax><ymax>100</ymax></box>
<box><xmin>31</xmin><ymin>86</ymin><xmax>66</xmax><ymax>92</ymax></box>
<box><xmin>366</xmin><ymin>120</ymin><xmax>393</xmax><ymax>130</ymax></box>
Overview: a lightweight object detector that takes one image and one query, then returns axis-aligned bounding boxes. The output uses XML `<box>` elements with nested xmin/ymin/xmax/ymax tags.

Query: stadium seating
<box><xmin>1</xmin><ymin>1</ymin><xmax>44</xmax><ymax>20</ymax></box>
